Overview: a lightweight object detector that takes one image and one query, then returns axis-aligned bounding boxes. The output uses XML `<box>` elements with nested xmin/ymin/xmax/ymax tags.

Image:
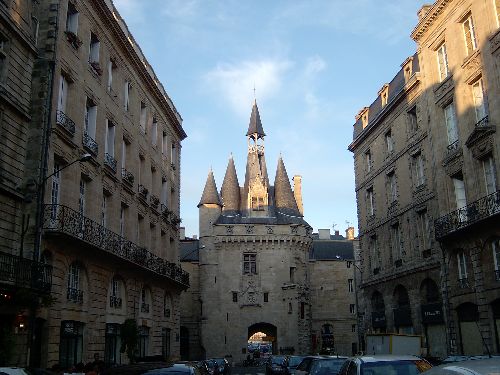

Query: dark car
<box><xmin>266</xmin><ymin>355</ymin><xmax>289</xmax><ymax>375</ymax></box>
<box><xmin>211</xmin><ymin>358</ymin><xmax>231</xmax><ymax>375</ymax></box>
<box><xmin>201</xmin><ymin>360</ymin><xmax>221</xmax><ymax>375</ymax></box>
<box><xmin>295</xmin><ymin>357</ymin><xmax>348</xmax><ymax>375</ymax></box>
<box><xmin>142</xmin><ymin>363</ymin><xmax>202</xmax><ymax>375</ymax></box>
<box><xmin>287</xmin><ymin>356</ymin><xmax>307</xmax><ymax>375</ymax></box>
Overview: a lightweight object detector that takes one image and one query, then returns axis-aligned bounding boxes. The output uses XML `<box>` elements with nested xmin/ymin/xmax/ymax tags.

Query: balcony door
<box><xmin>453</xmin><ymin>176</ymin><xmax>467</xmax><ymax>222</ymax></box>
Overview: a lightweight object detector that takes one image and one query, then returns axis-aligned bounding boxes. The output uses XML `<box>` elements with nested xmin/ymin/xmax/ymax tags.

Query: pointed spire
<box><xmin>221</xmin><ymin>155</ymin><xmax>240</xmax><ymax>212</ymax></box>
<box><xmin>274</xmin><ymin>156</ymin><xmax>300</xmax><ymax>214</ymax></box>
<box><xmin>198</xmin><ymin>169</ymin><xmax>222</xmax><ymax>207</ymax></box>
<box><xmin>246</xmin><ymin>100</ymin><xmax>266</xmax><ymax>138</ymax></box>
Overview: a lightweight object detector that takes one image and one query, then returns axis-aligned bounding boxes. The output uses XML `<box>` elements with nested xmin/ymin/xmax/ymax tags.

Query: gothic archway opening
<box><xmin>248</xmin><ymin>322</ymin><xmax>277</xmax><ymax>356</ymax></box>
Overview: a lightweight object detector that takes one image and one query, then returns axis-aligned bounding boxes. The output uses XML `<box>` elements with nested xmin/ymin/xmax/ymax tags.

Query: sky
<box><xmin>113</xmin><ymin>0</ymin><xmax>429</xmax><ymax>238</ymax></box>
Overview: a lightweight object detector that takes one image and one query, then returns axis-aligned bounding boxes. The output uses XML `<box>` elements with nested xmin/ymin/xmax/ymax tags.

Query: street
<box><xmin>232</xmin><ymin>365</ymin><xmax>266</xmax><ymax>375</ymax></box>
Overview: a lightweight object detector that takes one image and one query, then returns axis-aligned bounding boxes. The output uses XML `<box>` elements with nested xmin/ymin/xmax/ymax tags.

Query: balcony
<box><xmin>495</xmin><ymin>270</ymin><xmax>500</xmax><ymax>282</ymax></box>
<box><xmin>109</xmin><ymin>295</ymin><xmax>122</xmax><ymax>308</ymax></box>
<box><xmin>83</xmin><ymin>131</ymin><xmax>98</xmax><ymax>156</ymax></box>
<box><xmin>435</xmin><ymin>190</ymin><xmax>500</xmax><ymax>239</ymax></box>
<box><xmin>67</xmin><ymin>287</ymin><xmax>84</xmax><ymax>303</ymax></box>
<box><xmin>56</xmin><ymin>110</ymin><xmax>76</xmax><ymax>136</ymax></box>
<box><xmin>121</xmin><ymin>168</ymin><xmax>134</xmax><ymax>186</ymax></box>
<box><xmin>138</xmin><ymin>184</ymin><xmax>149</xmax><ymax>201</ymax></box>
<box><xmin>141</xmin><ymin>302</ymin><xmax>150</xmax><ymax>313</ymax></box>
<box><xmin>42</xmin><ymin>204</ymin><xmax>189</xmax><ymax>288</ymax></box>
<box><xmin>458</xmin><ymin>277</ymin><xmax>470</xmax><ymax>289</ymax></box>
<box><xmin>445</xmin><ymin>140</ymin><xmax>459</xmax><ymax>157</ymax></box>
<box><xmin>104</xmin><ymin>153</ymin><xmax>117</xmax><ymax>173</ymax></box>
<box><xmin>0</xmin><ymin>251</ymin><xmax>52</xmax><ymax>293</ymax></box>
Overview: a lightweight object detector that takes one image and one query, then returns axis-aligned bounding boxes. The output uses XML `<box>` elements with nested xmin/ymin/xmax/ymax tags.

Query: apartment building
<box><xmin>1</xmin><ymin>0</ymin><xmax>188</xmax><ymax>368</ymax></box>
<box><xmin>412</xmin><ymin>0</ymin><xmax>500</xmax><ymax>356</ymax></box>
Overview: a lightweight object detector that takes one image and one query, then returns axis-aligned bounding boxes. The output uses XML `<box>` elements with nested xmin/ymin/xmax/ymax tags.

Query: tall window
<box><xmin>60</xmin><ymin>321</ymin><xmax>84</xmax><ymax>368</ymax></box>
<box><xmin>124</xmin><ymin>81</ymin><xmax>130</xmax><ymax>111</ymax></box>
<box><xmin>161</xmin><ymin>180</ymin><xmax>168</xmax><ymax>208</ymax></box>
<box><xmin>348</xmin><ymin>279</ymin><xmax>354</xmax><ymax>292</ymax></box>
<box><xmin>365</xmin><ymin>150</ymin><xmax>372</xmax><ymax>172</ymax></box>
<box><xmin>385</xmin><ymin>130</ymin><xmax>394</xmax><ymax>154</ymax></box>
<box><xmin>50</xmin><ymin>163</ymin><xmax>61</xmax><ymax>220</ymax></box>
<box><xmin>138</xmin><ymin>326</ymin><xmax>149</xmax><ymax>358</ymax></box>
<box><xmin>151</xmin><ymin>118</ymin><xmax>158</xmax><ymax>145</ymax></box>
<box><xmin>391</xmin><ymin>224</ymin><xmax>403</xmax><ymax>261</ymax></box>
<box><xmin>388</xmin><ymin>172</ymin><xmax>397</xmax><ymax>203</ymax></box>
<box><xmin>350</xmin><ymin>304</ymin><xmax>356</xmax><ymax>314</ymax></box>
<box><xmin>444</xmin><ymin>102</ymin><xmax>459</xmax><ymax>146</ymax></box>
<box><xmin>482</xmin><ymin>156</ymin><xmax>497</xmax><ymax>195</ymax></box>
<box><xmin>413</xmin><ymin>153</ymin><xmax>425</xmax><ymax>186</ymax></box>
<box><xmin>472</xmin><ymin>79</ymin><xmax>487</xmax><ymax>122</ymax></box>
<box><xmin>437</xmin><ymin>43</ymin><xmax>449</xmax><ymax>82</ymax></box>
<box><xmin>162</xmin><ymin>328</ymin><xmax>171</xmax><ymax>360</ymax></box>
<box><xmin>105</xmin><ymin>120</ymin><xmax>116</xmax><ymax>157</ymax></box>
<box><xmin>89</xmin><ymin>32</ymin><xmax>100</xmax><ymax>64</ymax></box>
<box><xmin>453</xmin><ymin>175</ymin><xmax>467</xmax><ymax>221</ymax></box>
<box><xmin>68</xmin><ymin>262</ymin><xmax>80</xmax><ymax>292</ymax></box>
<box><xmin>171</xmin><ymin>142</ymin><xmax>176</xmax><ymax>166</ymax></box>
<box><xmin>78</xmin><ymin>179</ymin><xmax>86</xmax><ymax>217</ymax></box>
<box><xmin>493</xmin><ymin>239</ymin><xmax>500</xmax><ymax>279</ymax></box>
<box><xmin>65</xmin><ymin>2</ymin><xmax>79</xmax><ymax>34</ymax></box>
<box><xmin>408</xmin><ymin>107</ymin><xmax>418</xmax><ymax>134</ymax></box>
<box><xmin>457</xmin><ymin>252</ymin><xmax>468</xmax><ymax>281</ymax></box>
<box><xmin>121</xmin><ymin>140</ymin><xmax>127</xmax><ymax>171</ymax></box>
<box><xmin>140</xmin><ymin>102</ymin><xmax>147</xmax><ymax>133</ymax></box>
<box><xmin>57</xmin><ymin>75</ymin><xmax>68</xmax><ymax>113</ymax></box>
<box><xmin>417</xmin><ymin>210</ymin><xmax>431</xmax><ymax>251</ymax></box>
<box><xmin>119</xmin><ymin>205</ymin><xmax>125</xmax><ymax>237</ymax></box>
<box><xmin>107</xmin><ymin>59</ymin><xmax>116</xmax><ymax>92</ymax></box>
<box><xmin>101</xmin><ymin>194</ymin><xmax>107</xmax><ymax>227</ymax></box>
<box><xmin>104</xmin><ymin>323</ymin><xmax>121</xmax><ymax>365</ymax></box>
<box><xmin>162</xmin><ymin>132</ymin><xmax>168</xmax><ymax>157</ymax></box>
<box><xmin>84</xmin><ymin>97</ymin><xmax>97</xmax><ymax>140</ymax></box>
<box><xmin>370</xmin><ymin>235</ymin><xmax>379</xmax><ymax>270</ymax></box>
<box><xmin>463</xmin><ymin>14</ymin><xmax>477</xmax><ymax>56</ymax></box>
<box><xmin>243</xmin><ymin>253</ymin><xmax>257</xmax><ymax>275</ymax></box>
<box><xmin>367</xmin><ymin>188</ymin><xmax>374</xmax><ymax>216</ymax></box>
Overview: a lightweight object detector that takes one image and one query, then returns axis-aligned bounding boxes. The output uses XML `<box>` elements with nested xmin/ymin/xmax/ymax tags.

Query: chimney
<box><xmin>346</xmin><ymin>226</ymin><xmax>355</xmax><ymax>240</ymax></box>
<box><xmin>335</xmin><ymin>230</ymin><xmax>340</xmax><ymax>237</ymax></box>
<box><xmin>293</xmin><ymin>175</ymin><xmax>304</xmax><ymax>215</ymax></box>
<box><xmin>417</xmin><ymin>4</ymin><xmax>432</xmax><ymax>21</ymax></box>
<box><xmin>193</xmin><ymin>235</ymin><xmax>198</xmax><ymax>240</ymax></box>
<box><xmin>318</xmin><ymin>229</ymin><xmax>330</xmax><ymax>240</ymax></box>
<box><xmin>179</xmin><ymin>227</ymin><xmax>186</xmax><ymax>240</ymax></box>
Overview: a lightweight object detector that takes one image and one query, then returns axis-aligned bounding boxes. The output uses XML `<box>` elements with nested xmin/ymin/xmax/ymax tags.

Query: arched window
<box><xmin>394</xmin><ymin>285</ymin><xmax>410</xmax><ymax>308</ymax></box>
<box><xmin>67</xmin><ymin>262</ymin><xmax>83</xmax><ymax>303</ymax></box>
<box><xmin>420</xmin><ymin>278</ymin><xmax>440</xmax><ymax>304</ymax></box>
<box><xmin>164</xmin><ymin>292</ymin><xmax>172</xmax><ymax>318</ymax></box>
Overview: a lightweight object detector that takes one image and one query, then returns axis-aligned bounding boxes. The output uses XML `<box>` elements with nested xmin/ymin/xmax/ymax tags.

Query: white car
<box><xmin>338</xmin><ymin>355</ymin><xmax>432</xmax><ymax>375</ymax></box>
<box><xmin>0</xmin><ymin>368</ymin><xmax>30</xmax><ymax>375</ymax></box>
<box><xmin>424</xmin><ymin>357</ymin><xmax>500</xmax><ymax>375</ymax></box>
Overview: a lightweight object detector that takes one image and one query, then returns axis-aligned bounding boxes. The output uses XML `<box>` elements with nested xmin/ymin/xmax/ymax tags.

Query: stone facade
<box><xmin>349</xmin><ymin>0</ymin><xmax>500</xmax><ymax>359</ymax></box>
<box><xmin>1</xmin><ymin>0</ymin><xmax>187</xmax><ymax>368</ymax></box>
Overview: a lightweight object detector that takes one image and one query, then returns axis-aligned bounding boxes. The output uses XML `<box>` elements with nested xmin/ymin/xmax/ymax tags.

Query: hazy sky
<box><xmin>114</xmin><ymin>0</ymin><xmax>428</xmax><ymax>237</ymax></box>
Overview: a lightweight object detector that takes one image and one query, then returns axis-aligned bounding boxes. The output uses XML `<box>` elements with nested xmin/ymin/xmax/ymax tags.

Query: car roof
<box><xmin>425</xmin><ymin>357</ymin><xmax>500</xmax><ymax>374</ymax></box>
<box><xmin>355</xmin><ymin>355</ymin><xmax>424</xmax><ymax>363</ymax></box>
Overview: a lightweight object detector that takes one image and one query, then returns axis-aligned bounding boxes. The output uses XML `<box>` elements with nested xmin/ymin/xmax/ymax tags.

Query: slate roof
<box><xmin>180</xmin><ymin>240</ymin><xmax>200</xmax><ymax>261</ymax></box>
<box><xmin>274</xmin><ymin>156</ymin><xmax>300</xmax><ymax>214</ymax></box>
<box><xmin>221</xmin><ymin>156</ymin><xmax>240</xmax><ymax>212</ymax></box>
<box><xmin>246</xmin><ymin>100</ymin><xmax>266</xmax><ymax>138</ymax></box>
<box><xmin>309</xmin><ymin>239</ymin><xmax>354</xmax><ymax>260</ymax></box>
<box><xmin>198</xmin><ymin>170</ymin><xmax>222</xmax><ymax>207</ymax></box>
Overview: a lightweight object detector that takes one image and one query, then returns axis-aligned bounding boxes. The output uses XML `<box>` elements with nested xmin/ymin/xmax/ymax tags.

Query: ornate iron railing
<box><xmin>121</xmin><ymin>168</ymin><xmax>134</xmax><ymax>185</ymax></box>
<box><xmin>150</xmin><ymin>194</ymin><xmax>160</xmax><ymax>210</ymax></box>
<box><xmin>0</xmin><ymin>251</ymin><xmax>52</xmax><ymax>293</ymax></box>
<box><xmin>83</xmin><ymin>131</ymin><xmax>98</xmax><ymax>156</ymax></box>
<box><xmin>138</xmin><ymin>184</ymin><xmax>148</xmax><ymax>200</ymax></box>
<box><xmin>104</xmin><ymin>153</ymin><xmax>117</xmax><ymax>173</ymax></box>
<box><xmin>42</xmin><ymin>204</ymin><xmax>189</xmax><ymax>287</ymax></box>
<box><xmin>434</xmin><ymin>190</ymin><xmax>500</xmax><ymax>239</ymax></box>
<box><xmin>56</xmin><ymin>110</ymin><xmax>76</xmax><ymax>136</ymax></box>
<box><xmin>458</xmin><ymin>277</ymin><xmax>470</xmax><ymax>289</ymax></box>
<box><xmin>495</xmin><ymin>270</ymin><xmax>500</xmax><ymax>281</ymax></box>
<box><xmin>67</xmin><ymin>287</ymin><xmax>84</xmax><ymax>303</ymax></box>
<box><xmin>109</xmin><ymin>295</ymin><xmax>122</xmax><ymax>308</ymax></box>
<box><xmin>141</xmin><ymin>302</ymin><xmax>150</xmax><ymax>313</ymax></box>
<box><xmin>475</xmin><ymin>115</ymin><xmax>489</xmax><ymax>128</ymax></box>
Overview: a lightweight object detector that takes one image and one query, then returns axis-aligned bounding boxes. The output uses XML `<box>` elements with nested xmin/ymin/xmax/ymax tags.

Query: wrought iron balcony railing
<box><xmin>109</xmin><ymin>295</ymin><xmax>122</xmax><ymax>308</ymax></box>
<box><xmin>67</xmin><ymin>287</ymin><xmax>84</xmax><ymax>303</ymax></box>
<box><xmin>83</xmin><ymin>131</ymin><xmax>98</xmax><ymax>156</ymax></box>
<box><xmin>42</xmin><ymin>204</ymin><xmax>189</xmax><ymax>288</ymax></box>
<box><xmin>104</xmin><ymin>153</ymin><xmax>117</xmax><ymax>173</ymax></box>
<box><xmin>141</xmin><ymin>302</ymin><xmax>150</xmax><ymax>313</ymax></box>
<box><xmin>495</xmin><ymin>270</ymin><xmax>500</xmax><ymax>282</ymax></box>
<box><xmin>138</xmin><ymin>184</ymin><xmax>148</xmax><ymax>200</ymax></box>
<box><xmin>434</xmin><ymin>190</ymin><xmax>500</xmax><ymax>239</ymax></box>
<box><xmin>150</xmin><ymin>194</ymin><xmax>160</xmax><ymax>210</ymax></box>
<box><xmin>458</xmin><ymin>277</ymin><xmax>470</xmax><ymax>289</ymax></box>
<box><xmin>445</xmin><ymin>139</ymin><xmax>460</xmax><ymax>159</ymax></box>
<box><xmin>0</xmin><ymin>251</ymin><xmax>52</xmax><ymax>293</ymax></box>
<box><xmin>56</xmin><ymin>110</ymin><xmax>76</xmax><ymax>136</ymax></box>
<box><xmin>121</xmin><ymin>168</ymin><xmax>134</xmax><ymax>185</ymax></box>
<box><xmin>475</xmin><ymin>115</ymin><xmax>489</xmax><ymax>128</ymax></box>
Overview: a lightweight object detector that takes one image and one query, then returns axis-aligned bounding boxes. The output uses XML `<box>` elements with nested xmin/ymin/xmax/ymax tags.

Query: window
<box><xmin>171</xmin><ymin>142</ymin><xmax>177</xmax><ymax>167</ymax></box>
<box><xmin>124</xmin><ymin>81</ymin><xmax>131</xmax><ymax>111</ymax></box>
<box><xmin>138</xmin><ymin>326</ymin><xmax>149</xmax><ymax>358</ymax></box>
<box><xmin>472</xmin><ymin>79</ymin><xmax>488</xmax><ymax>122</ymax></box>
<box><xmin>119</xmin><ymin>205</ymin><xmax>125</xmax><ymax>237</ymax></box>
<box><xmin>408</xmin><ymin>106</ymin><xmax>418</xmax><ymax>134</ymax></box>
<box><xmin>0</xmin><ymin>37</ymin><xmax>6</xmax><ymax>77</ymax></box>
<box><xmin>141</xmin><ymin>288</ymin><xmax>150</xmax><ymax>313</ymax></box>
<box><xmin>243</xmin><ymin>253</ymin><xmax>257</xmax><ymax>275</ymax></box>
<box><xmin>288</xmin><ymin>302</ymin><xmax>293</xmax><ymax>314</ymax></box>
<box><xmin>105</xmin><ymin>120</ymin><xmax>115</xmax><ymax>158</ymax></box>
<box><xmin>161</xmin><ymin>180</ymin><xmax>168</xmax><ymax>208</ymax></box>
<box><xmin>60</xmin><ymin>321</ymin><xmax>84</xmax><ymax>368</ymax></box>
<box><xmin>89</xmin><ymin>32</ymin><xmax>100</xmax><ymax>64</ymax></box>
<box><xmin>437</xmin><ymin>43</ymin><xmax>449</xmax><ymax>81</ymax></box>
<box><xmin>57</xmin><ymin>75</ymin><xmax>69</xmax><ymax>113</ymax></box>
<box><xmin>140</xmin><ymin>101</ymin><xmax>147</xmax><ymax>133</ymax></box>
<box><xmin>365</xmin><ymin>150</ymin><xmax>372</xmax><ymax>172</ymax></box>
<box><xmin>161</xmin><ymin>328</ymin><xmax>171</xmax><ymax>360</ymax></box>
<box><xmin>457</xmin><ymin>252</ymin><xmax>468</xmax><ymax>281</ymax></box>
<box><xmin>346</xmin><ymin>261</ymin><xmax>352</xmax><ymax>268</ymax></box>
<box><xmin>251</xmin><ymin>196</ymin><xmax>265</xmax><ymax>211</ymax></box>
<box><xmin>67</xmin><ymin>262</ymin><xmax>83</xmax><ymax>303</ymax></box>
<box><xmin>290</xmin><ymin>267</ymin><xmax>296</xmax><ymax>283</ymax></box>
<box><xmin>493</xmin><ymin>239</ymin><xmax>500</xmax><ymax>279</ymax></box>
<box><xmin>391</xmin><ymin>224</ymin><xmax>403</xmax><ymax>261</ymax></box>
<box><xmin>348</xmin><ymin>279</ymin><xmax>354</xmax><ymax>292</ymax></box>
<box><xmin>463</xmin><ymin>14</ymin><xmax>477</xmax><ymax>56</ymax></box>
<box><xmin>84</xmin><ymin>97</ymin><xmax>97</xmax><ymax>140</ymax></box>
<box><xmin>65</xmin><ymin>2</ymin><xmax>79</xmax><ymax>34</ymax></box>
<box><xmin>164</xmin><ymin>293</ymin><xmax>172</xmax><ymax>318</ymax></box>
<box><xmin>453</xmin><ymin>175</ymin><xmax>467</xmax><ymax>222</ymax></box>
<box><xmin>107</xmin><ymin>59</ymin><xmax>116</xmax><ymax>92</ymax></box>
<box><xmin>162</xmin><ymin>132</ymin><xmax>168</xmax><ymax>157</ymax></box>
<box><xmin>381</xmin><ymin>91</ymin><xmax>388</xmax><ymax>106</ymax></box>
<box><xmin>361</xmin><ymin>111</ymin><xmax>369</xmax><ymax>129</ymax></box>
<box><xmin>264</xmin><ymin>292</ymin><xmax>269</xmax><ymax>302</ymax></box>
<box><xmin>413</xmin><ymin>153</ymin><xmax>425</xmax><ymax>186</ymax></box>
<box><xmin>350</xmin><ymin>304</ymin><xmax>356</xmax><ymax>314</ymax></box>
<box><xmin>444</xmin><ymin>102</ymin><xmax>459</xmax><ymax>146</ymax></box>
<box><xmin>110</xmin><ymin>278</ymin><xmax>122</xmax><ymax>309</ymax></box>
<box><xmin>101</xmin><ymin>194</ymin><xmax>107</xmax><ymax>227</ymax></box>
<box><xmin>482</xmin><ymin>156</ymin><xmax>497</xmax><ymax>195</ymax></box>
<box><xmin>232</xmin><ymin>292</ymin><xmax>238</xmax><ymax>302</ymax></box>
<box><xmin>151</xmin><ymin>118</ymin><xmax>158</xmax><ymax>146</ymax></box>
<box><xmin>385</xmin><ymin>130</ymin><xmax>394</xmax><ymax>154</ymax></box>
<box><xmin>104</xmin><ymin>323</ymin><xmax>121</xmax><ymax>365</ymax></box>
<box><xmin>370</xmin><ymin>236</ymin><xmax>379</xmax><ymax>271</ymax></box>
<box><xmin>137</xmin><ymin>215</ymin><xmax>143</xmax><ymax>244</ymax></box>
<box><xmin>388</xmin><ymin>172</ymin><xmax>397</xmax><ymax>203</ymax></box>
<box><xmin>367</xmin><ymin>188</ymin><xmax>374</xmax><ymax>216</ymax></box>
<box><xmin>78</xmin><ymin>179</ymin><xmax>86</xmax><ymax>217</ymax></box>
<box><xmin>121</xmin><ymin>140</ymin><xmax>127</xmax><ymax>171</ymax></box>
<box><xmin>352</xmin><ymin>324</ymin><xmax>356</xmax><ymax>332</ymax></box>
<box><xmin>417</xmin><ymin>210</ymin><xmax>431</xmax><ymax>251</ymax></box>
<box><xmin>50</xmin><ymin>163</ymin><xmax>61</xmax><ymax>220</ymax></box>
<box><xmin>321</xmin><ymin>324</ymin><xmax>334</xmax><ymax>350</ymax></box>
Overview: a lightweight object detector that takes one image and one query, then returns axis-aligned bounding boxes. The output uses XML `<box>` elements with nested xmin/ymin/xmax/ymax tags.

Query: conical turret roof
<box><xmin>221</xmin><ymin>155</ymin><xmax>240</xmax><ymax>212</ymax></box>
<box><xmin>274</xmin><ymin>156</ymin><xmax>300</xmax><ymax>214</ymax></box>
<box><xmin>198</xmin><ymin>169</ymin><xmax>222</xmax><ymax>207</ymax></box>
<box><xmin>246</xmin><ymin>100</ymin><xmax>266</xmax><ymax>138</ymax></box>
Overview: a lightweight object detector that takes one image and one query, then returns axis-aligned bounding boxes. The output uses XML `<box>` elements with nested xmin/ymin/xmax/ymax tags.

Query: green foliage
<box><xmin>120</xmin><ymin>319</ymin><xmax>138</xmax><ymax>363</ymax></box>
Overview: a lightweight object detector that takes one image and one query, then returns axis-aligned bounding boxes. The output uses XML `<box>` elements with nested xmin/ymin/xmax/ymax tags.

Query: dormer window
<box><xmin>251</xmin><ymin>196</ymin><xmax>265</xmax><ymax>211</ymax></box>
<box><xmin>379</xmin><ymin>84</ymin><xmax>389</xmax><ymax>107</ymax></box>
<box><xmin>401</xmin><ymin>56</ymin><xmax>414</xmax><ymax>82</ymax></box>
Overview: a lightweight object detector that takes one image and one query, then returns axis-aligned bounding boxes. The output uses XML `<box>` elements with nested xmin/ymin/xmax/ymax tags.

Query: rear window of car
<box><xmin>289</xmin><ymin>357</ymin><xmax>305</xmax><ymax>367</ymax></box>
<box><xmin>272</xmin><ymin>357</ymin><xmax>286</xmax><ymax>364</ymax></box>
<box><xmin>360</xmin><ymin>360</ymin><xmax>432</xmax><ymax>375</ymax></box>
<box><xmin>310</xmin><ymin>359</ymin><xmax>347</xmax><ymax>375</ymax></box>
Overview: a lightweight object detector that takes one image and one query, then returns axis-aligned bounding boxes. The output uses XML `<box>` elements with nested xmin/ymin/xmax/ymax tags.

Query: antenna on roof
<box><xmin>332</xmin><ymin>223</ymin><xmax>337</xmax><ymax>231</ymax></box>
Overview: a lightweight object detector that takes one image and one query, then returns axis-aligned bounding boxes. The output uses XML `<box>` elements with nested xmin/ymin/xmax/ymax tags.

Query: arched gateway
<box><xmin>248</xmin><ymin>322</ymin><xmax>277</xmax><ymax>355</ymax></box>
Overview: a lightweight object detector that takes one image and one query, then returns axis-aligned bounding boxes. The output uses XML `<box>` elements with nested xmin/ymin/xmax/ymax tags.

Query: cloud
<box><xmin>203</xmin><ymin>59</ymin><xmax>292</xmax><ymax>116</ymax></box>
<box><xmin>305</xmin><ymin>55</ymin><xmax>327</xmax><ymax>77</ymax></box>
<box><xmin>162</xmin><ymin>0</ymin><xmax>200</xmax><ymax>19</ymax></box>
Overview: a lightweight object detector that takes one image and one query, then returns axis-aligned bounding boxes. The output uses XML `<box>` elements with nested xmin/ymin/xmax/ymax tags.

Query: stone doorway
<box><xmin>248</xmin><ymin>322</ymin><xmax>277</xmax><ymax>356</ymax></box>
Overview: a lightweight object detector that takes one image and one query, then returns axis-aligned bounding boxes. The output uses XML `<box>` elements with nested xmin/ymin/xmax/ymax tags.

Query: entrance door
<box><xmin>426</xmin><ymin>324</ymin><xmax>447</xmax><ymax>358</ymax></box>
<box><xmin>180</xmin><ymin>326</ymin><xmax>189</xmax><ymax>360</ymax></box>
<box><xmin>30</xmin><ymin>318</ymin><xmax>46</xmax><ymax>368</ymax></box>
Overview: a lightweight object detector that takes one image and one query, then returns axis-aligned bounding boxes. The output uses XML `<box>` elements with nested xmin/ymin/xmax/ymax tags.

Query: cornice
<box><xmin>411</xmin><ymin>0</ymin><xmax>453</xmax><ymax>42</ymax></box>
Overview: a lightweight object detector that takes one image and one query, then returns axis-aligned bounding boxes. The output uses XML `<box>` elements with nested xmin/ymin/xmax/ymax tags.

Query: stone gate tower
<box><xmin>198</xmin><ymin>101</ymin><xmax>312</xmax><ymax>360</ymax></box>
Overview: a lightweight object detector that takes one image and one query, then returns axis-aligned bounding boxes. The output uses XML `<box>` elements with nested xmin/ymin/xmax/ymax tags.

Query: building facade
<box><xmin>349</xmin><ymin>0</ymin><xmax>500</xmax><ymax>359</ymax></box>
<box><xmin>1</xmin><ymin>0</ymin><xmax>188</xmax><ymax>368</ymax></box>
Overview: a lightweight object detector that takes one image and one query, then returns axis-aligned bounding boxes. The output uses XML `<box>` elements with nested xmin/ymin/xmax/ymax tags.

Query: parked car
<box><xmin>0</xmin><ymin>369</ymin><xmax>30</xmax><ymax>375</ymax></box>
<box><xmin>201</xmin><ymin>360</ymin><xmax>221</xmax><ymax>375</ymax></box>
<box><xmin>295</xmin><ymin>357</ymin><xmax>348</xmax><ymax>375</ymax></box>
<box><xmin>423</xmin><ymin>357</ymin><xmax>500</xmax><ymax>375</ymax></box>
<box><xmin>266</xmin><ymin>355</ymin><xmax>289</xmax><ymax>375</ymax></box>
<box><xmin>211</xmin><ymin>358</ymin><xmax>231</xmax><ymax>375</ymax></box>
<box><xmin>338</xmin><ymin>355</ymin><xmax>432</xmax><ymax>375</ymax></box>
<box><xmin>141</xmin><ymin>363</ymin><xmax>202</xmax><ymax>375</ymax></box>
<box><xmin>286</xmin><ymin>356</ymin><xmax>307</xmax><ymax>375</ymax></box>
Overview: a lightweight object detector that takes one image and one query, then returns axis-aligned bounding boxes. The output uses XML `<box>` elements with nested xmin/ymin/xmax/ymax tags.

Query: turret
<box><xmin>274</xmin><ymin>156</ymin><xmax>300</xmax><ymax>216</ymax></box>
<box><xmin>198</xmin><ymin>169</ymin><xmax>222</xmax><ymax>238</ymax></box>
<box><xmin>221</xmin><ymin>155</ymin><xmax>240</xmax><ymax>213</ymax></box>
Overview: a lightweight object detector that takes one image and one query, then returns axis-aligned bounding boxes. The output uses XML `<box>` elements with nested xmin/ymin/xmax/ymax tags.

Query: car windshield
<box><xmin>206</xmin><ymin>361</ymin><xmax>217</xmax><ymax>368</ymax></box>
<box><xmin>288</xmin><ymin>357</ymin><xmax>305</xmax><ymax>367</ymax></box>
<box><xmin>310</xmin><ymin>359</ymin><xmax>346</xmax><ymax>375</ymax></box>
<box><xmin>360</xmin><ymin>360</ymin><xmax>432</xmax><ymax>375</ymax></box>
<box><xmin>272</xmin><ymin>357</ymin><xmax>286</xmax><ymax>364</ymax></box>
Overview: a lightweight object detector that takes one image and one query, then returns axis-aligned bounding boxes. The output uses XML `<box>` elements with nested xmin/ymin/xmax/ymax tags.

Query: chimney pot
<box><xmin>335</xmin><ymin>230</ymin><xmax>339</xmax><ymax>236</ymax></box>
